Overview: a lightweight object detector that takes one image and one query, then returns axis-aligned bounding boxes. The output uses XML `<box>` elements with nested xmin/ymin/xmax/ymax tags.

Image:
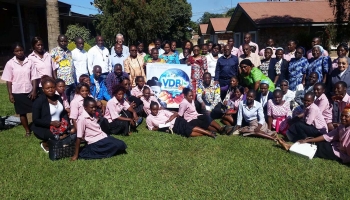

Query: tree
<box><xmin>225</xmin><ymin>7</ymin><xmax>235</xmax><ymax>17</ymax></box>
<box><xmin>92</xmin><ymin>0</ymin><xmax>192</xmax><ymax>47</ymax></box>
<box><xmin>65</xmin><ymin>24</ymin><xmax>91</xmax><ymax>42</ymax></box>
<box><xmin>197</xmin><ymin>12</ymin><xmax>224</xmax><ymax>24</ymax></box>
<box><xmin>328</xmin><ymin>0</ymin><xmax>350</xmax><ymax>42</ymax></box>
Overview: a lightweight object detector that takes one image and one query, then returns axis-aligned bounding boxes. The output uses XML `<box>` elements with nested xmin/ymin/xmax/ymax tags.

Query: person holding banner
<box><xmin>188</xmin><ymin>45</ymin><xmax>208</xmax><ymax>95</ymax></box>
<box><xmin>159</xmin><ymin>41</ymin><xmax>180</xmax><ymax>64</ymax></box>
<box><xmin>145</xmin><ymin>48</ymin><xmax>166</xmax><ymax>63</ymax></box>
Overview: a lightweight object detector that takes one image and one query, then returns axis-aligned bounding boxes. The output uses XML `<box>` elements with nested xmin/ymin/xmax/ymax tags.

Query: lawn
<box><xmin>0</xmin><ymin>84</ymin><xmax>349</xmax><ymax>199</ymax></box>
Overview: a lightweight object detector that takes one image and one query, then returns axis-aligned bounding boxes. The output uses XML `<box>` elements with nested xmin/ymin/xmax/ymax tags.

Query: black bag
<box><xmin>48</xmin><ymin>134</ymin><xmax>77</xmax><ymax>161</ymax></box>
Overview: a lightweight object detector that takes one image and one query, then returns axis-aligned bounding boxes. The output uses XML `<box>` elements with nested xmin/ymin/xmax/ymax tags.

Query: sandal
<box><xmin>210</xmin><ymin>131</ymin><xmax>217</xmax><ymax>139</ymax></box>
<box><xmin>40</xmin><ymin>143</ymin><xmax>49</xmax><ymax>153</ymax></box>
<box><xmin>225</xmin><ymin>126</ymin><xmax>235</xmax><ymax>135</ymax></box>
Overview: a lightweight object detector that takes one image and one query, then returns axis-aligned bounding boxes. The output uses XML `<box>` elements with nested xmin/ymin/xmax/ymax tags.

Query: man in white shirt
<box><xmin>154</xmin><ymin>38</ymin><xmax>165</xmax><ymax>55</ymax></box>
<box><xmin>239</xmin><ymin>33</ymin><xmax>259</xmax><ymax>56</ymax></box>
<box><xmin>110</xmin><ymin>33</ymin><xmax>129</xmax><ymax>57</ymax></box>
<box><xmin>72</xmin><ymin>37</ymin><xmax>89</xmax><ymax>82</ymax></box>
<box><xmin>110</xmin><ymin>43</ymin><xmax>127</xmax><ymax>71</ymax></box>
<box><xmin>87</xmin><ymin>35</ymin><xmax>111</xmax><ymax>81</ymax></box>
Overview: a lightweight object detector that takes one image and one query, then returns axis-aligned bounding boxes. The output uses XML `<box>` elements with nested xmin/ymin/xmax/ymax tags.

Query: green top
<box><xmin>241</xmin><ymin>67</ymin><xmax>275</xmax><ymax>91</ymax></box>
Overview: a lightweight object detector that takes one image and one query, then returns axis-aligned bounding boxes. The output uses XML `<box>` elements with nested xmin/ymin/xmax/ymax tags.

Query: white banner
<box><xmin>146</xmin><ymin>63</ymin><xmax>191</xmax><ymax>108</ymax></box>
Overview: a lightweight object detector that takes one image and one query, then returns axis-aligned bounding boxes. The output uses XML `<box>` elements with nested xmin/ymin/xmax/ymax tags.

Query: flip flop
<box><xmin>40</xmin><ymin>143</ymin><xmax>49</xmax><ymax>153</ymax></box>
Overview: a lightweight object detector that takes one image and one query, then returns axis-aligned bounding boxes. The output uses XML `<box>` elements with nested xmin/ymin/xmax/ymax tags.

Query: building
<box><xmin>226</xmin><ymin>1</ymin><xmax>337</xmax><ymax>49</ymax></box>
<box><xmin>198</xmin><ymin>24</ymin><xmax>209</xmax><ymax>45</ymax></box>
<box><xmin>206</xmin><ymin>18</ymin><xmax>232</xmax><ymax>44</ymax></box>
<box><xmin>0</xmin><ymin>0</ymin><xmax>95</xmax><ymax>67</ymax></box>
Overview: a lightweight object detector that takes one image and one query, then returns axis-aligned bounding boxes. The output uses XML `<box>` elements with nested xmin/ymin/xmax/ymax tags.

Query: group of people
<box><xmin>2</xmin><ymin>32</ymin><xmax>350</xmax><ymax>164</ymax></box>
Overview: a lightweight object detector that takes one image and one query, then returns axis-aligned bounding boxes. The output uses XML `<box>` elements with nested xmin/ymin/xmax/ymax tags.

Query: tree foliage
<box><xmin>196</xmin><ymin>7</ymin><xmax>235</xmax><ymax>24</ymax></box>
<box><xmin>328</xmin><ymin>0</ymin><xmax>350</xmax><ymax>42</ymax></box>
<box><xmin>92</xmin><ymin>0</ymin><xmax>192</xmax><ymax>47</ymax></box>
<box><xmin>65</xmin><ymin>24</ymin><xmax>91</xmax><ymax>42</ymax></box>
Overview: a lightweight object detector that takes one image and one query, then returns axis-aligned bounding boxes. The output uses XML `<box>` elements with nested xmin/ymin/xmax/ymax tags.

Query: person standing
<box><xmin>239</xmin><ymin>44</ymin><xmax>261</xmax><ymax>68</ymax></box>
<box><xmin>110</xmin><ymin>33</ymin><xmax>129</xmax><ymax>57</ymax></box>
<box><xmin>110</xmin><ymin>43</ymin><xmax>127</xmax><ymax>71</ymax></box>
<box><xmin>206</xmin><ymin>44</ymin><xmax>222</xmax><ymax>78</ymax></box>
<box><xmin>28</xmin><ymin>36</ymin><xmax>55</xmax><ymax>91</ymax></box>
<box><xmin>227</xmin><ymin>38</ymin><xmax>239</xmax><ymax>57</ymax></box>
<box><xmin>124</xmin><ymin>45</ymin><xmax>146</xmax><ymax>87</ymax></box>
<box><xmin>259</xmin><ymin>38</ymin><xmax>276</xmax><ymax>59</ymax></box>
<box><xmin>50</xmin><ymin>34</ymin><xmax>75</xmax><ymax>102</ymax></box>
<box><xmin>159</xmin><ymin>40</ymin><xmax>180</xmax><ymax>64</ymax></box>
<box><xmin>154</xmin><ymin>38</ymin><xmax>165</xmax><ymax>55</ymax></box>
<box><xmin>2</xmin><ymin>43</ymin><xmax>38</xmax><ymax>136</ymax></box>
<box><xmin>239</xmin><ymin>33</ymin><xmax>259</xmax><ymax>56</ymax></box>
<box><xmin>72</xmin><ymin>37</ymin><xmax>89</xmax><ymax>83</ymax></box>
<box><xmin>214</xmin><ymin>45</ymin><xmax>239</xmax><ymax>89</ymax></box>
<box><xmin>87</xmin><ymin>36</ymin><xmax>111</xmax><ymax>81</ymax></box>
<box><xmin>283</xmin><ymin>40</ymin><xmax>297</xmax><ymax>62</ymax></box>
<box><xmin>306</xmin><ymin>37</ymin><xmax>329</xmax><ymax>59</ymax></box>
<box><xmin>288</xmin><ymin>47</ymin><xmax>309</xmax><ymax>91</ymax></box>
<box><xmin>188</xmin><ymin>45</ymin><xmax>208</xmax><ymax>95</ymax></box>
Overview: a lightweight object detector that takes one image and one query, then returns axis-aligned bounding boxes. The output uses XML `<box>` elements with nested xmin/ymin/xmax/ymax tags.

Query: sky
<box><xmin>60</xmin><ymin>0</ymin><xmax>265</xmax><ymax>22</ymax></box>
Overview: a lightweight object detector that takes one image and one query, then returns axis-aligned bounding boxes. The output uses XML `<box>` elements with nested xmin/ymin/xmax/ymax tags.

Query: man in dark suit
<box><xmin>255</xmin><ymin>80</ymin><xmax>274</xmax><ymax>122</ymax></box>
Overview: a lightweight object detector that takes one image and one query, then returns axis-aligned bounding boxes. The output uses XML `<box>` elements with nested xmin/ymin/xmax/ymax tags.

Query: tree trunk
<box><xmin>46</xmin><ymin>0</ymin><xmax>60</xmax><ymax>51</ymax></box>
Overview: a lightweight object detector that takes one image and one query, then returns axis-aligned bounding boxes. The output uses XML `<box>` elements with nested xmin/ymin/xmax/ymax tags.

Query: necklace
<box><xmin>97</xmin><ymin>46</ymin><xmax>105</xmax><ymax>61</ymax></box>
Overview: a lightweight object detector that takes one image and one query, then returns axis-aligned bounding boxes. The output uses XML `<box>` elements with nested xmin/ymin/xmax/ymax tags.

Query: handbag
<box><xmin>48</xmin><ymin>133</ymin><xmax>77</xmax><ymax>161</ymax></box>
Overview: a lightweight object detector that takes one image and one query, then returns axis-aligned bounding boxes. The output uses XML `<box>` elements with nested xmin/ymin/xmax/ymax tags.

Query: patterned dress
<box><xmin>196</xmin><ymin>80</ymin><xmax>221</xmax><ymax>110</ymax></box>
<box><xmin>267</xmin><ymin>99</ymin><xmax>291</xmax><ymax>135</ymax></box>
<box><xmin>305</xmin><ymin>56</ymin><xmax>331</xmax><ymax>83</ymax></box>
<box><xmin>259</xmin><ymin>60</ymin><xmax>270</xmax><ymax>77</ymax></box>
<box><xmin>188</xmin><ymin>56</ymin><xmax>208</xmax><ymax>95</ymax></box>
<box><xmin>288</xmin><ymin>57</ymin><xmax>309</xmax><ymax>91</ymax></box>
<box><xmin>50</xmin><ymin>46</ymin><xmax>74</xmax><ymax>85</ymax></box>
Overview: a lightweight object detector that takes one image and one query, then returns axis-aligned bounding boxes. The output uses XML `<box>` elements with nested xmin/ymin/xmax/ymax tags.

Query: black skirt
<box><xmin>13</xmin><ymin>93</ymin><xmax>32</xmax><ymax>114</ymax></box>
<box><xmin>287</xmin><ymin>121</ymin><xmax>322</xmax><ymax>142</ymax></box>
<box><xmin>188</xmin><ymin>115</ymin><xmax>211</xmax><ymax>130</ymax></box>
<box><xmin>172</xmin><ymin>117</ymin><xmax>194</xmax><ymax>137</ymax></box>
<box><xmin>79</xmin><ymin>136</ymin><xmax>127</xmax><ymax>159</ymax></box>
<box><xmin>315</xmin><ymin>141</ymin><xmax>341</xmax><ymax>162</ymax></box>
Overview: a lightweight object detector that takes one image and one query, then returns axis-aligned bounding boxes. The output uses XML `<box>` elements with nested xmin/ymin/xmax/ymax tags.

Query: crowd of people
<box><xmin>2</xmin><ymin>32</ymin><xmax>350</xmax><ymax>163</ymax></box>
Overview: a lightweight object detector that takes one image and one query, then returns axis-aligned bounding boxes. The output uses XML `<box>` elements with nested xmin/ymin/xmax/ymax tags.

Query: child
<box><xmin>70</xmin><ymin>83</ymin><xmax>90</xmax><ymax>132</ymax></box>
<box><xmin>146</xmin><ymin>101</ymin><xmax>216</xmax><ymax>138</ymax></box>
<box><xmin>222</xmin><ymin>86</ymin><xmax>245</xmax><ymax>126</ymax></box>
<box><xmin>287</xmin><ymin>92</ymin><xmax>328</xmax><ymax>142</ymax></box>
<box><xmin>131</xmin><ymin>76</ymin><xmax>153</xmax><ymax>98</ymax></box>
<box><xmin>104</xmin><ymin>85</ymin><xmax>140</xmax><ymax>136</ymax></box>
<box><xmin>55</xmin><ymin>78</ymin><xmax>70</xmax><ymax>113</ymax></box>
<box><xmin>267</xmin><ymin>90</ymin><xmax>291</xmax><ymax>135</ymax></box>
<box><xmin>313</xmin><ymin>82</ymin><xmax>333</xmax><ymax>131</ymax></box>
<box><xmin>71</xmin><ymin>97</ymin><xmax>127</xmax><ymax>160</ymax></box>
<box><xmin>140</xmin><ymin>86</ymin><xmax>160</xmax><ymax>115</ymax></box>
<box><xmin>332</xmin><ymin>81</ymin><xmax>350</xmax><ymax>128</ymax></box>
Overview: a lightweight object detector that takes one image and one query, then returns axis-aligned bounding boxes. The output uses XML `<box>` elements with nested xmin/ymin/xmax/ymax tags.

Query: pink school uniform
<box><xmin>146</xmin><ymin>110</ymin><xmax>176</xmax><ymax>130</ymax></box>
<box><xmin>140</xmin><ymin>95</ymin><xmax>160</xmax><ymax>115</ymax></box>
<box><xmin>314</xmin><ymin>93</ymin><xmax>332</xmax><ymax>123</ymax></box>
<box><xmin>28</xmin><ymin>51</ymin><xmax>55</xmax><ymax>86</ymax></box>
<box><xmin>267</xmin><ymin>100</ymin><xmax>291</xmax><ymax>134</ymax></box>
<box><xmin>305</xmin><ymin>103</ymin><xmax>328</xmax><ymax>134</ymax></box>
<box><xmin>1</xmin><ymin>56</ymin><xmax>38</xmax><ymax>94</ymax></box>
<box><xmin>323</xmin><ymin>124</ymin><xmax>350</xmax><ymax>163</ymax></box>
<box><xmin>178</xmin><ymin>99</ymin><xmax>200</xmax><ymax>122</ymax></box>
<box><xmin>69</xmin><ymin>94</ymin><xmax>85</xmax><ymax>120</ymax></box>
<box><xmin>130</xmin><ymin>85</ymin><xmax>153</xmax><ymax>97</ymax></box>
<box><xmin>77</xmin><ymin>110</ymin><xmax>107</xmax><ymax>144</ymax></box>
<box><xmin>104</xmin><ymin>97</ymin><xmax>130</xmax><ymax>123</ymax></box>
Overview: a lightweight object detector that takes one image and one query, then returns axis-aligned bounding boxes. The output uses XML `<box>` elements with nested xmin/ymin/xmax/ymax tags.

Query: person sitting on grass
<box><xmin>146</xmin><ymin>101</ymin><xmax>216</xmax><ymax>138</ymax></box>
<box><xmin>71</xmin><ymin>97</ymin><xmax>127</xmax><ymax>160</ymax></box>
<box><xmin>277</xmin><ymin>105</ymin><xmax>350</xmax><ymax>164</ymax></box>
<box><xmin>235</xmin><ymin>89</ymin><xmax>277</xmax><ymax>140</ymax></box>
<box><xmin>267</xmin><ymin>90</ymin><xmax>291</xmax><ymax>136</ymax></box>
<box><xmin>70</xmin><ymin>83</ymin><xmax>91</xmax><ymax>133</ymax></box>
<box><xmin>313</xmin><ymin>82</ymin><xmax>333</xmax><ymax>131</ymax></box>
<box><xmin>179</xmin><ymin>88</ymin><xmax>233</xmax><ymax>135</ymax></box>
<box><xmin>140</xmin><ymin>86</ymin><xmax>161</xmax><ymax>115</ymax></box>
<box><xmin>332</xmin><ymin>81</ymin><xmax>350</xmax><ymax>129</ymax></box>
<box><xmin>55</xmin><ymin>78</ymin><xmax>70</xmax><ymax>114</ymax></box>
<box><xmin>222</xmin><ymin>86</ymin><xmax>245</xmax><ymax>126</ymax></box>
<box><xmin>286</xmin><ymin>92</ymin><xmax>328</xmax><ymax>142</ymax></box>
<box><xmin>32</xmin><ymin>76</ymin><xmax>73</xmax><ymax>153</ymax></box>
<box><xmin>104</xmin><ymin>85</ymin><xmax>140</xmax><ymax>136</ymax></box>
<box><xmin>130</xmin><ymin>76</ymin><xmax>152</xmax><ymax>116</ymax></box>
<box><xmin>255</xmin><ymin>80</ymin><xmax>274</xmax><ymax>122</ymax></box>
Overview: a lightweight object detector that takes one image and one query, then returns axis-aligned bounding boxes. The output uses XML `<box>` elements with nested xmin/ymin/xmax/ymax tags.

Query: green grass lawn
<box><xmin>0</xmin><ymin>84</ymin><xmax>349</xmax><ymax>199</ymax></box>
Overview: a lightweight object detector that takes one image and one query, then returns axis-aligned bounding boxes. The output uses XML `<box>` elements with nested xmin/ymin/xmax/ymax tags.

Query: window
<box><xmin>249</xmin><ymin>31</ymin><xmax>257</xmax><ymax>43</ymax></box>
<box><xmin>234</xmin><ymin>32</ymin><xmax>241</xmax><ymax>48</ymax></box>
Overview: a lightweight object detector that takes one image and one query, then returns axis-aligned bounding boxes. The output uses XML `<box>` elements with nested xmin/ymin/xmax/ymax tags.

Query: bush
<box><xmin>65</xmin><ymin>24</ymin><xmax>91</xmax><ymax>42</ymax></box>
<box><xmin>67</xmin><ymin>41</ymin><xmax>92</xmax><ymax>52</ymax></box>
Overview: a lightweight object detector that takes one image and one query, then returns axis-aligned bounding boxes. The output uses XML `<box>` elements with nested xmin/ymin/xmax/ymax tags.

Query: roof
<box><xmin>227</xmin><ymin>1</ymin><xmax>337</xmax><ymax>30</ymax></box>
<box><xmin>207</xmin><ymin>18</ymin><xmax>231</xmax><ymax>34</ymax></box>
<box><xmin>198</xmin><ymin>24</ymin><xmax>208</xmax><ymax>35</ymax></box>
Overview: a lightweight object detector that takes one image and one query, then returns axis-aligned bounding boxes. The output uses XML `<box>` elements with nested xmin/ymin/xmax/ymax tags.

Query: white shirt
<box><xmin>260</xmin><ymin>92</ymin><xmax>269</xmax><ymax>107</ymax></box>
<box><xmin>72</xmin><ymin>48</ymin><xmax>89</xmax><ymax>81</ymax></box>
<box><xmin>237</xmin><ymin>100</ymin><xmax>265</xmax><ymax>126</ymax></box>
<box><xmin>49</xmin><ymin>101</ymin><xmax>64</xmax><ymax>121</ymax></box>
<box><xmin>206</xmin><ymin>53</ymin><xmax>222</xmax><ymax>77</ymax></box>
<box><xmin>282</xmin><ymin>90</ymin><xmax>295</xmax><ymax>102</ymax></box>
<box><xmin>158</xmin><ymin>48</ymin><xmax>165</xmax><ymax>55</ymax></box>
<box><xmin>110</xmin><ymin>45</ymin><xmax>130</xmax><ymax>58</ymax></box>
<box><xmin>87</xmin><ymin>45</ymin><xmax>111</xmax><ymax>74</ymax></box>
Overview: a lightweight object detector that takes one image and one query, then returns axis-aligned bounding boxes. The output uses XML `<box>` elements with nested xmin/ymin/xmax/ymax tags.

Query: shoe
<box><xmin>40</xmin><ymin>143</ymin><xmax>49</xmax><ymax>153</ymax></box>
<box><xmin>135</xmin><ymin>117</ymin><xmax>143</xmax><ymax>127</ymax></box>
<box><xmin>210</xmin><ymin>131</ymin><xmax>217</xmax><ymax>139</ymax></box>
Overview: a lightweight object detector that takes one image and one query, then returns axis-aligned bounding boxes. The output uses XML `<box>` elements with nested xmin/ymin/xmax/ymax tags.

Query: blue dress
<box><xmin>288</xmin><ymin>57</ymin><xmax>309</xmax><ymax>91</ymax></box>
<box><xmin>305</xmin><ymin>56</ymin><xmax>331</xmax><ymax>83</ymax></box>
<box><xmin>159</xmin><ymin>53</ymin><xmax>180</xmax><ymax>64</ymax></box>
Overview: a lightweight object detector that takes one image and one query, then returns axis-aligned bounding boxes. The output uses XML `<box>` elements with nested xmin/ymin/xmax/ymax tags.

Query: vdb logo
<box><xmin>159</xmin><ymin>68</ymin><xmax>190</xmax><ymax>92</ymax></box>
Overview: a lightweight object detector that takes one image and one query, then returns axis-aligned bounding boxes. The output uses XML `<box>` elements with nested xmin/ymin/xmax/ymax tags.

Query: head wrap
<box><xmin>281</xmin><ymin>79</ymin><xmax>289</xmax><ymax>86</ymax></box>
<box><xmin>313</xmin><ymin>45</ymin><xmax>324</xmax><ymax>54</ymax></box>
<box><xmin>275</xmin><ymin>47</ymin><xmax>284</xmax><ymax>51</ymax></box>
<box><xmin>260</xmin><ymin>80</ymin><xmax>269</xmax><ymax>86</ymax></box>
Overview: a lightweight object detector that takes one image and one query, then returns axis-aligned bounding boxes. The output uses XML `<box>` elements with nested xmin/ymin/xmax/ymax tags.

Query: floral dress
<box><xmin>50</xmin><ymin>46</ymin><xmax>74</xmax><ymax>85</ymax></box>
<box><xmin>188</xmin><ymin>55</ymin><xmax>208</xmax><ymax>95</ymax></box>
<box><xmin>267</xmin><ymin>99</ymin><xmax>291</xmax><ymax>135</ymax></box>
<box><xmin>259</xmin><ymin>60</ymin><xmax>270</xmax><ymax>76</ymax></box>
